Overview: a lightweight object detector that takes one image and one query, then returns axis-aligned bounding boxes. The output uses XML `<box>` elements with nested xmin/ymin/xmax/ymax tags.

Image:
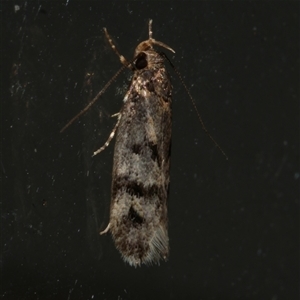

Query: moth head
<box><xmin>134</xmin><ymin>38</ymin><xmax>175</xmax><ymax>58</ymax></box>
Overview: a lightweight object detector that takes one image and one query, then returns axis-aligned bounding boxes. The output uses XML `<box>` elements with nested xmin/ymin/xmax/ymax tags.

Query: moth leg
<box><xmin>111</xmin><ymin>112</ymin><xmax>120</xmax><ymax>118</ymax></box>
<box><xmin>99</xmin><ymin>223</ymin><xmax>111</xmax><ymax>235</ymax></box>
<box><xmin>92</xmin><ymin>113</ymin><xmax>122</xmax><ymax>156</ymax></box>
<box><xmin>103</xmin><ymin>28</ymin><xmax>130</xmax><ymax>68</ymax></box>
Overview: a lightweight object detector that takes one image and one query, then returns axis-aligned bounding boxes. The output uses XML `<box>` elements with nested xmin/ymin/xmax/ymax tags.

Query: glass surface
<box><xmin>2</xmin><ymin>1</ymin><xmax>299</xmax><ymax>299</ymax></box>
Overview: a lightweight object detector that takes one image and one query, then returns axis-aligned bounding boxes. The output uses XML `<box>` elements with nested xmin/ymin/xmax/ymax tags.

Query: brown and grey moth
<box><xmin>61</xmin><ymin>19</ymin><xmax>174</xmax><ymax>267</ymax></box>
<box><xmin>61</xmin><ymin>19</ymin><xmax>226</xmax><ymax>267</ymax></box>
<box><xmin>98</xmin><ymin>20</ymin><xmax>174</xmax><ymax>267</ymax></box>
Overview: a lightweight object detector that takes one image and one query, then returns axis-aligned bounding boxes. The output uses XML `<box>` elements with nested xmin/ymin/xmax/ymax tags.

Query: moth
<box><xmin>99</xmin><ymin>20</ymin><xmax>173</xmax><ymax>267</ymax></box>
<box><xmin>61</xmin><ymin>19</ymin><xmax>226</xmax><ymax>267</ymax></box>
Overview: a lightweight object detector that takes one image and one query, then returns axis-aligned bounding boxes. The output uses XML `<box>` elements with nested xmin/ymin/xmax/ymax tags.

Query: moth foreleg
<box><xmin>93</xmin><ymin>113</ymin><xmax>121</xmax><ymax>156</ymax></box>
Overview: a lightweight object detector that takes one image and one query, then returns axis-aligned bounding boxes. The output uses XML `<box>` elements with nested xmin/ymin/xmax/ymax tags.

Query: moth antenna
<box><xmin>60</xmin><ymin>63</ymin><xmax>128</xmax><ymax>133</ymax></box>
<box><xmin>61</xmin><ymin>26</ymin><xmax>138</xmax><ymax>133</ymax></box>
<box><xmin>162</xmin><ymin>53</ymin><xmax>228</xmax><ymax>160</ymax></box>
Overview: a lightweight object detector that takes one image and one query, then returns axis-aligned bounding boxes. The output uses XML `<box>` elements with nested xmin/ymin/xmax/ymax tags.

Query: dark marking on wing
<box><xmin>128</xmin><ymin>206</ymin><xmax>144</xmax><ymax>226</ymax></box>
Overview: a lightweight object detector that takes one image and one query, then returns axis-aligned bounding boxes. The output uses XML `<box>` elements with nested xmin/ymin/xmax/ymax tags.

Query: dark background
<box><xmin>1</xmin><ymin>1</ymin><xmax>299</xmax><ymax>299</ymax></box>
